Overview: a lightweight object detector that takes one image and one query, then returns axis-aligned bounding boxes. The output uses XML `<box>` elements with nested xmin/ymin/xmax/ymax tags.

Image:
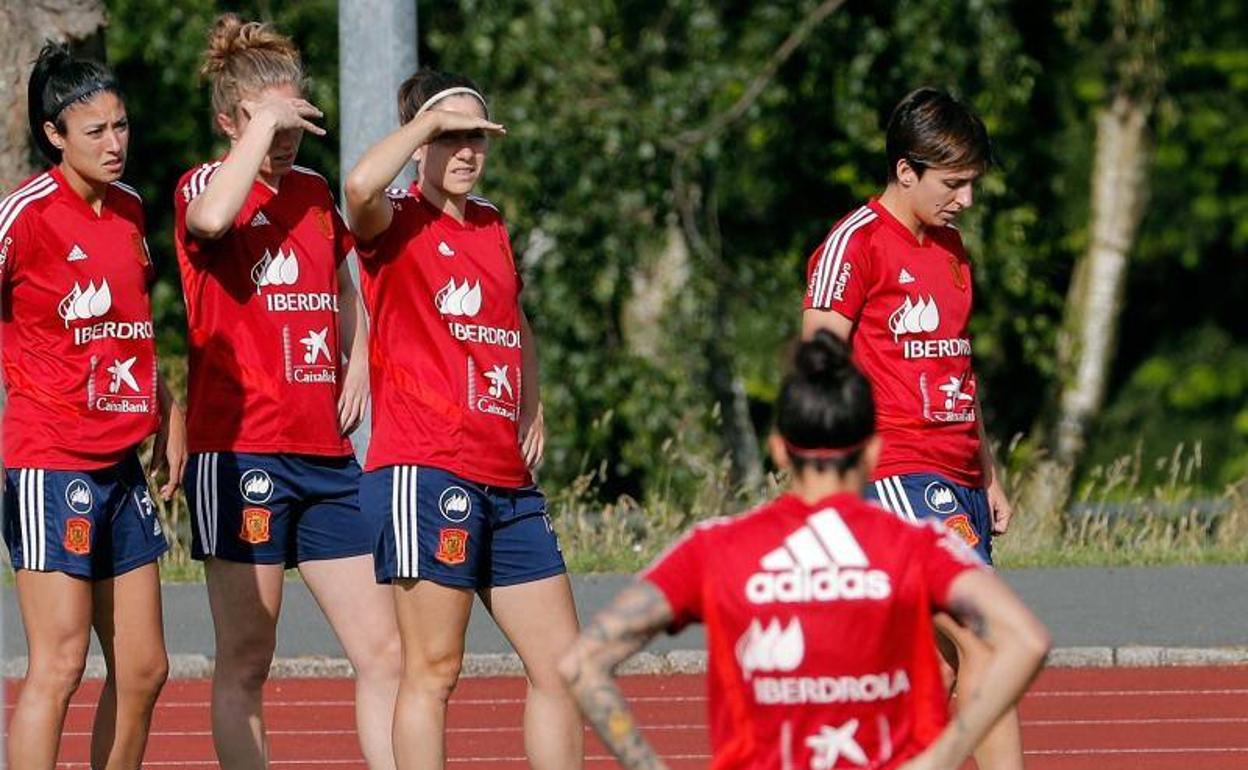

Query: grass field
<box><xmin>125</xmin><ymin>431</ymin><xmax>1248</xmax><ymax>581</ymax></box>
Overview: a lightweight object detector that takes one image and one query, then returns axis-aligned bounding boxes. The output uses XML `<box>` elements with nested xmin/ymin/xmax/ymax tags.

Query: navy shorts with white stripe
<box><xmin>185</xmin><ymin>451</ymin><xmax>376</xmax><ymax>567</ymax></box>
<box><xmin>2</xmin><ymin>453</ymin><xmax>167</xmax><ymax>579</ymax></box>
<box><xmin>865</xmin><ymin>471</ymin><xmax>993</xmax><ymax>564</ymax></box>
<box><xmin>364</xmin><ymin>464</ymin><xmax>565</xmax><ymax>589</ymax></box>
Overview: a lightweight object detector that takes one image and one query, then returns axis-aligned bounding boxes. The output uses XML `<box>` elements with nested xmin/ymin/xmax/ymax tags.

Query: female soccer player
<box><xmin>802</xmin><ymin>87</ymin><xmax>1024</xmax><ymax>768</ymax></box>
<box><xmin>344</xmin><ymin>69</ymin><xmax>582</xmax><ymax>769</ymax></box>
<box><xmin>560</xmin><ymin>331</ymin><xmax>1049</xmax><ymax>770</ymax></box>
<box><xmin>2</xmin><ymin>43</ymin><xmax>186</xmax><ymax>770</ymax></box>
<box><xmin>173</xmin><ymin>15</ymin><xmax>399</xmax><ymax>770</ymax></box>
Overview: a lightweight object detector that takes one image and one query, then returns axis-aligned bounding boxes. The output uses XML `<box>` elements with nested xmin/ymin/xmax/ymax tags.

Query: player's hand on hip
<box><xmin>987</xmin><ymin>476</ymin><xmax>1013</xmax><ymax>535</ymax></box>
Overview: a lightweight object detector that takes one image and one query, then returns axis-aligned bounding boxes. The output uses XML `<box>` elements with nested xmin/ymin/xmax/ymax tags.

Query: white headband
<box><xmin>414</xmin><ymin>86</ymin><xmax>489</xmax><ymax>119</ymax></box>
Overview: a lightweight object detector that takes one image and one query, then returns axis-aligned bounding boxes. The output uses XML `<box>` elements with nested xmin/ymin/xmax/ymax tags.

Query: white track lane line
<box><xmin>37</xmin><ymin>686</ymin><xmax>1248</xmax><ymax>711</ymax></box>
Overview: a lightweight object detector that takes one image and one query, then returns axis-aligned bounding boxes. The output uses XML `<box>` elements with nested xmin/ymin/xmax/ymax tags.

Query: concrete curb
<box><xmin>5</xmin><ymin>646</ymin><xmax>1248</xmax><ymax>680</ymax></box>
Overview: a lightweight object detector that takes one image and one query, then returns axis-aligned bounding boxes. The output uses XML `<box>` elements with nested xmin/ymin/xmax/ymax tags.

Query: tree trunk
<box><xmin>621</xmin><ymin>219</ymin><xmax>690</xmax><ymax>360</ymax></box>
<box><xmin>1021</xmin><ymin>93</ymin><xmax>1151</xmax><ymax>530</ymax></box>
<box><xmin>671</xmin><ymin>164</ymin><xmax>764</xmax><ymax>491</ymax></box>
<box><xmin>703</xmin><ymin>288</ymin><xmax>764</xmax><ymax>492</ymax></box>
<box><xmin>0</xmin><ymin>0</ymin><xmax>107</xmax><ymax>189</ymax></box>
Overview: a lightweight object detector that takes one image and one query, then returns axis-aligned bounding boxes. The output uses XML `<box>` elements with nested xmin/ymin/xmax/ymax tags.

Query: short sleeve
<box><xmin>353</xmin><ymin>192</ymin><xmax>411</xmax><ymax>262</ymax></box>
<box><xmin>331</xmin><ymin>204</ymin><xmax>355</xmax><ymax>266</ymax></box>
<box><xmin>804</xmin><ymin>217</ymin><xmax>873</xmax><ymax>321</ymax></box>
<box><xmin>641</xmin><ymin>528</ymin><xmax>707</xmax><ymax>632</ymax></box>
<box><xmin>914</xmin><ymin>521</ymin><xmax>984</xmax><ymax>610</ymax></box>
<box><xmin>498</xmin><ymin>222</ymin><xmax>523</xmax><ymax>293</ymax></box>
<box><xmin>0</xmin><ymin>208</ymin><xmax>31</xmax><ymax>286</ymax></box>
<box><xmin>174</xmin><ymin>164</ymin><xmax>225</xmax><ymax>264</ymax></box>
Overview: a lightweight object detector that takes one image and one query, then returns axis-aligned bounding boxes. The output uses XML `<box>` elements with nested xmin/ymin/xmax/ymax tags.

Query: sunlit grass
<box><xmin>123</xmin><ymin>416</ymin><xmax>1247</xmax><ymax>579</ymax></box>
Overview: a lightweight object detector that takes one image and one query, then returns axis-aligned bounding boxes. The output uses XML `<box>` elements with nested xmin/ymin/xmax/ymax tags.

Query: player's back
<box><xmin>646</xmin><ymin>491</ymin><xmax>982</xmax><ymax>768</ymax></box>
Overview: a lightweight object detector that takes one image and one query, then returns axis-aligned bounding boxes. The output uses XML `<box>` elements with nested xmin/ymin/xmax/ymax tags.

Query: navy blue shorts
<box><xmin>3</xmin><ymin>453</ymin><xmax>168</xmax><ymax>579</ymax></box>
<box><xmin>365</xmin><ymin>465</ymin><xmax>566</xmax><ymax>588</ymax></box>
<box><xmin>866</xmin><ymin>472</ymin><xmax>993</xmax><ymax>564</ymax></box>
<box><xmin>186</xmin><ymin>452</ymin><xmax>378</xmax><ymax>567</ymax></box>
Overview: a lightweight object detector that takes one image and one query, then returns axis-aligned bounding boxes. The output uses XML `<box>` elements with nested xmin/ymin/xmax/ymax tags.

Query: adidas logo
<box><xmin>745</xmin><ymin>508</ymin><xmax>891</xmax><ymax>604</ymax></box>
<box><xmin>898</xmin><ymin>268</ymin><xmax>915</xmax><ymax>285</ymax></box>
<box><xmin>250</xmin><ymin>211</ymin><xmax>270</xmax><ymax>227</ymax></box>
<box><xmin>438</xmin><ymin>240</ymin><xmax>456</xmax><ymax>257</ymax></box>
<box><xmin>67</xmin><ymin>244</ymin><xmax>89</xmax><ymax>262</ymax></box>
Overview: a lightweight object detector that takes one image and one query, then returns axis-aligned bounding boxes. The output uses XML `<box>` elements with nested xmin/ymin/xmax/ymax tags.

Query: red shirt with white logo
<box><xmin>643</xmin><ymin>492</ymin><xmax>982</xmax><ymax>770</ymax></box>
<box><xmin>804</xmin><ymin>199</ymin><xmax>983</xmax><ymax>486</ymax></box>
<box><xmin>174</xmin><ymin>162</ymin><xmax>353</xmax><ymax>456</ymax></box>
<box><xmin>356</xmin><ymin>187</ymin><xmax>529</xmax><ymax>487</ymax></box>
<box><xmin>1</xmin><ymin>168</ymin><xmax>159</xmax><ymax>469</ymax></box>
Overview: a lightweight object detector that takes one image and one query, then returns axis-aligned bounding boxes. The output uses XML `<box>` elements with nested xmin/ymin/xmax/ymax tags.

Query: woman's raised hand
<box><xmin>239</xmin><ymin>95</ymin><xmax>326</xmax><ymax>136</ymax></box>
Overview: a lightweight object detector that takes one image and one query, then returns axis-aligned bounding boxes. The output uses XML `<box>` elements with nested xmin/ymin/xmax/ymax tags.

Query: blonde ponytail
<box><xmin>201</xmin><ymin>13</ymin><xmax>303</xmax><ymax>120</ymax></box>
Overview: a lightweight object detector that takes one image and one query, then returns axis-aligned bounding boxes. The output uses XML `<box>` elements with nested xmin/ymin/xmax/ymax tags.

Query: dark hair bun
<box><xmin>776</xmin><ymin>329</ymin><xmax>875</xmax><ymax>469</ymax></box>
<box><xmin>794</xmin><ymin>329</ymin><xmax>853</xmax><ymax>386</ymax></box>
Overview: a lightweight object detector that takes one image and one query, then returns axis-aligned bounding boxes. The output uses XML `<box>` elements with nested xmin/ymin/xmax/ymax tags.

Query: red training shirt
<box><xmin>357</xmin><ymin>186</ymin><xmax>530</xmax><ymax>487</ymax></box>
<box><xmin>174</xmin><ymin>162</ymin><xmax>353</xmax><ymax>456</ymax></box>
<box><xmin>804</xmin><ymin>199</ymin><xmax>983</xmax><ymax>486</ymax></box>
<box><xmin>1</xmin><ymin>167</ymin><xmax>160</xmax><ymax>469</ymax></box>
<box><xmin>644</xmin><ymin>492</ymin><xmax>983</xmax><ymax>770</ymax></box>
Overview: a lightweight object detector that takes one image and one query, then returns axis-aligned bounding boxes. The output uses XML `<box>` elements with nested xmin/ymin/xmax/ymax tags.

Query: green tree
<box><xmin>104</xmin><ymin>0</ymin><xmax>341</xmax><ymax>354</ymax></box>
<box><xmin>418</xmin><ymin>0</ymin><xmax>1047</xmax><ymax>503</ymax></box>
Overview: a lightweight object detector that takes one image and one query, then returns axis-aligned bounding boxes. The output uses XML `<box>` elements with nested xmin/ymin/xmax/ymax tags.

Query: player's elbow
<box><xmin>185</xmin><ymin>206</ymin><xmax>233</xmax><ymax>241</ymax></box>
<box><xmin>1011</xmin><ymin>612</ymin><xmax>1052</xmax><ymax>668</ymax></box>
<box><xmin>343</xmin><ymin>170</ymin><xmax>380</xmax><ymax>217</ymax></box>
<box><xmin>1025</xmin><ymin>617</ymin><xmax>1053</xmax><ymax>663</ymax></box>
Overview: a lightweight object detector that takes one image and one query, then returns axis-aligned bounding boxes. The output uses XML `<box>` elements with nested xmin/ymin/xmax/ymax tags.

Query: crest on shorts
<box><xmin>438</xmin><ymin>486</ymin><xmax>472</xmax><ymax>523</ymax></box>
<box><xmin>65</xmin><ymin>478</ymin><xmax>93</xmax><ymax>514</ymax></box>
<box><xmin>923</xmin><ymin>482</ymin><xmax>959</xmax><ymax>515</ymax></box>
<box><xmin>435</xmin><ymin>528</ymin><xmax>469</xmax><ymax>565</ymax></box>
<box><xmin>240</xmin><ymin>469</ymin><xmax>274</xmax><ymax>504</ymax></box>
<box><xmin>64</xmin><ymin>517</ymin><xmax>92</xmax><ymax>555</ymax></box>
<box><xmin>943</xmin><ymin>513</ymin><xmax>981</xmax><ymax>547</ymax></box>
<box><xmin>240</xmin><ymin>507</ymin><xmax>272</xmax><ymax>545</ymax></box>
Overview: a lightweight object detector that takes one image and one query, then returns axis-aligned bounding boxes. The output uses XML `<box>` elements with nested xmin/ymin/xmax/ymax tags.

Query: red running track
<box><xmin>7</xmin><ymin>666</ymin><xmax>1248</xmax><ymax>768</ymax></box>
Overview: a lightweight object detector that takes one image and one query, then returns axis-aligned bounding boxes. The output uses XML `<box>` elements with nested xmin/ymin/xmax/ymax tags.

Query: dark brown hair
<box><xmin>886</xmin><ymin>87</ymin><xmax>992</xmax><ymax>181</ymax></box>
<box><xmin>397</xmin><ymin>68</ymin><xmax>486</xmax><ymax>124</ymax></box>
<box><xmin>28</xmin><ymin>42</ymin><xmax>120</xmax><ymax>163</ymax></box>
<box><xmin>776</xmin><ymin>331</ymin><xmax>876</xmax><ymax>474</ymax></box>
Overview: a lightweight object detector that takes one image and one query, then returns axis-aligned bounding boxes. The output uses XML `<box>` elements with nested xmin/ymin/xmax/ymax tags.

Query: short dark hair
<box><xmin>886</xmin><ymin>87</ymin><xmax>991</xmax><ymax>181</ymax></box>
<box><xmin>776</xmin><ymin>331</ymin><xmax>876</xmax><ymax>475</ymax></box>
<box><xmin>397</xmin><ymin>68</ymin><xmax>485</xmax><ymax>124</ymax></box>
<box><xmin>27</xmin><ymin>42</ymin><xmax>120</xmax><ymax>163</ymax></box>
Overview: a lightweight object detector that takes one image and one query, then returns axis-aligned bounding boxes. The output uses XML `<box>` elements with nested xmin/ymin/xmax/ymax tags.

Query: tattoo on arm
<box><xmin>565</xmin><ymin>581</ymin><xmax>673</xmax><ymax>770</ymax></box>
<box><xmin>948</xmin><ymin>596</ymin><xmax>990</xmax><ymax>641</ymax></box>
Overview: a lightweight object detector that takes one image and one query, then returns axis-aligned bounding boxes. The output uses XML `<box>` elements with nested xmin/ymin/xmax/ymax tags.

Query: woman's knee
<box><xmin>404</xmin><ymin>647</ymin><xmax>464</xmax><ymax>703</ymax></box>
<box><xmin>353</xmin><ymin>632</ymin><xmax>403</xmax><ymax>682</ymax></box>
<box><xmin>214</xmin><ymin>629</ymin><xmax>278</xmax><ymax>689</ymax></box>
<box><xmin>27</xmin><ymin>650</ymin><xmax>88</xmax><ymax>701</ymax></box>
<box><xmin>114</xmin><ymin>652</ymin><xmax>170</xmax><ymax>701</ymax></box>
